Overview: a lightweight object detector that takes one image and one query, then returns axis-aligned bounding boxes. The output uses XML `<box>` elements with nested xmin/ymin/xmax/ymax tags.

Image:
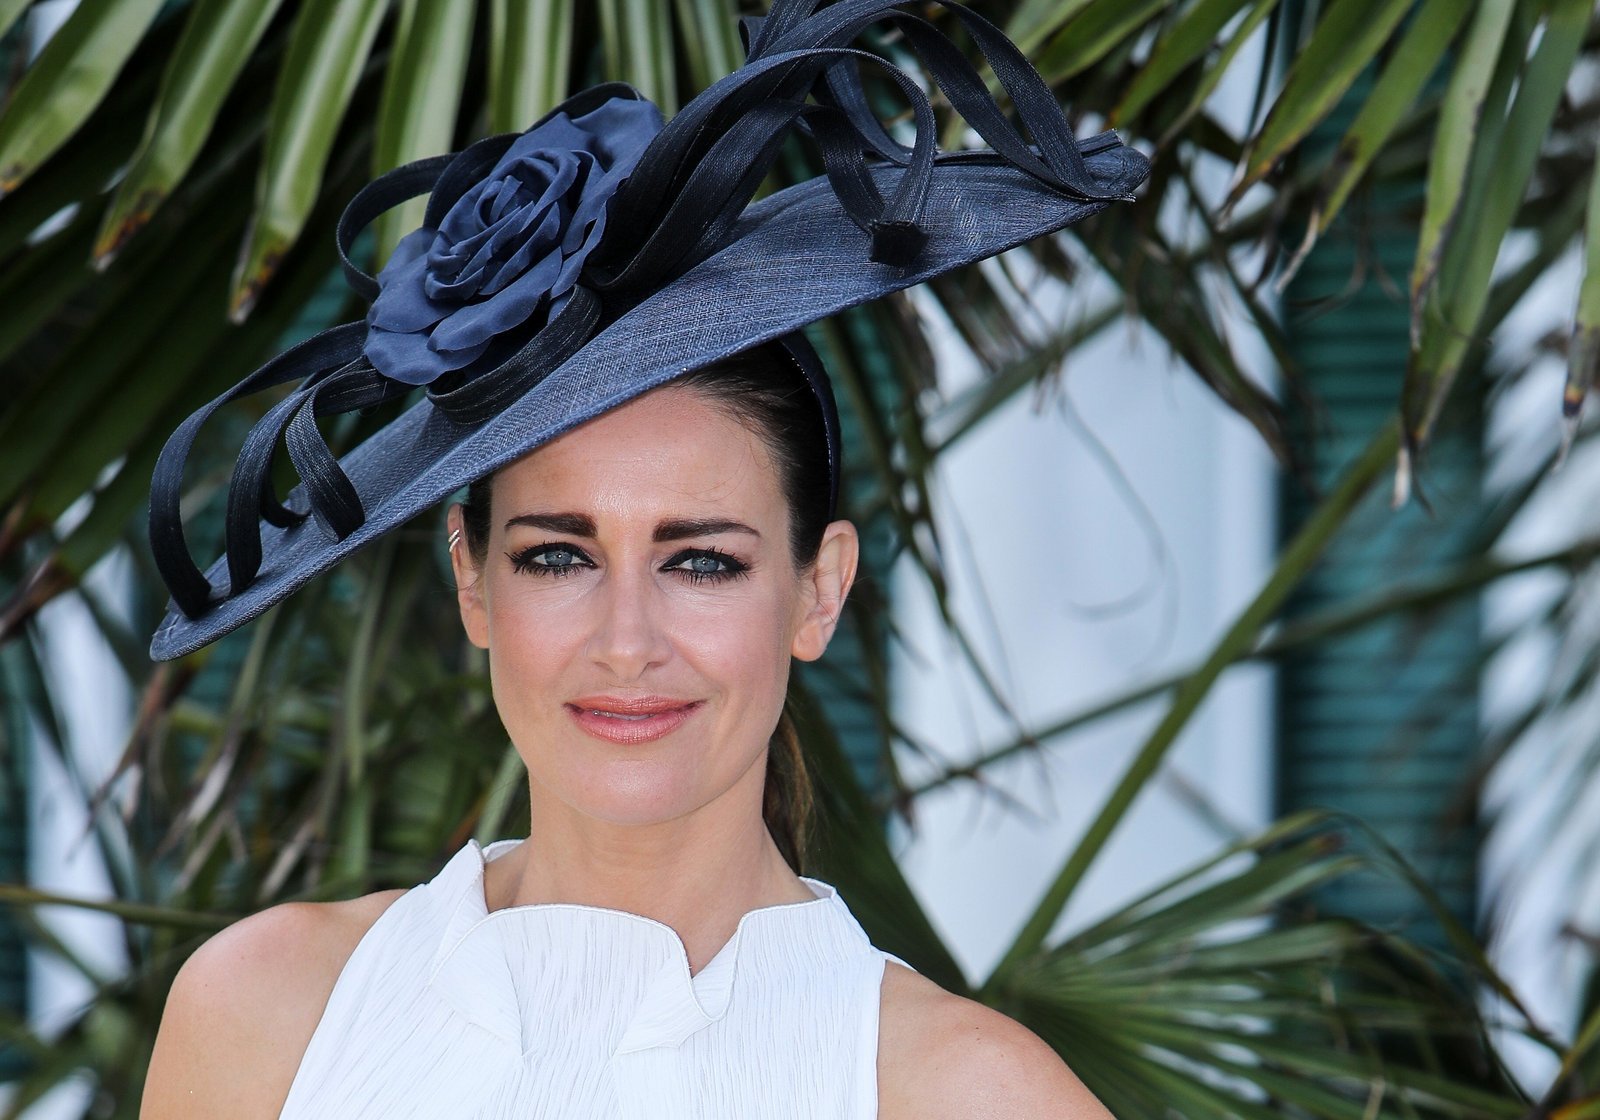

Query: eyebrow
<box><xmin>504</xmin><ymin>511</ymin><xmax>595</xmax><ymax>537</ymax></box>
<box><xmin>656</xmin><ymin>517</ymin><xmax>762</xmax><ymax>542</ymax></box>
<box><xmin>503</xmin><ymin>512</ymin><xmax>761</xmax><ymax>542</ymax></box>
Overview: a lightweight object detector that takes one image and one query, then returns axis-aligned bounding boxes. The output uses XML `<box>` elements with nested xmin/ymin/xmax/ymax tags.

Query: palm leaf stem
<box><xmin>0</xmin><ymin>884</ymin><xmax>233</xmax><ymax>930</ymax></box>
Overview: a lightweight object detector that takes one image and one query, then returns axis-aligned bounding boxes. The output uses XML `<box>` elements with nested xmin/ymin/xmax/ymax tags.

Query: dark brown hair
<box><xmin>458</xmin><ymin>339</ymin><xmax>834</xmax><ymax>874</ymax></box>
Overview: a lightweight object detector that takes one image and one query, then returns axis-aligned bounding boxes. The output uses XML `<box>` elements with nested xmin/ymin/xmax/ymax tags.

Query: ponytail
<box><xmin>763</xmin><ymin>699</ymin><xmax>815</xmax><ymax>876</ymax></box>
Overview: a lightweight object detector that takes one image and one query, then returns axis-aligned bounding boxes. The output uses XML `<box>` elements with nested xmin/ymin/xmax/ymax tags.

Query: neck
<box><xmin>485</xmin><ymin>761</ymin><xmax>815</xmax><ymax>974</ymax></box>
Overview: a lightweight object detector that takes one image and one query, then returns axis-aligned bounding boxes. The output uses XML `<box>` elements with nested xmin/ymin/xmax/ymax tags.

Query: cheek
<box><xmin>483</xmin><ymin>581</ymin><xmax>583</xmax><ymax>697</ymax></box>
<box><xmin>670</xmin><ymin>587</ymin><xmax>797</xmax><ymax>696</ymax></box>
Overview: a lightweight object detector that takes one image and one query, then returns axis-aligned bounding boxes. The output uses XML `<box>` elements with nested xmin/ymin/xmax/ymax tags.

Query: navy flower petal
<box><xmin>367</xmin><ymin>228</ymin><xmax>453</xmax><ymax>334</ymax></box>
<box><xmin>480</xmin><ymin>200</ymin><xmax>568</xmax><ymax>297</ymax></box>
<box><xmin>363</xmin><ymin>93</ymin><xmax>665</xmax><ymax>386</ymax></box>
<box><xmin>429</xmin><ymin>249</ymin><xmax>565</xmax><ymax>353</ymax></box>
<box><xmin>426</xmin><ymin>332</ymin><xmax>494</xmax><ymax>369</ymax></box>
<box><xmin>364</xmin><ymin>323</ymin><xmax>456</xmax><ymax>385</ymax></box>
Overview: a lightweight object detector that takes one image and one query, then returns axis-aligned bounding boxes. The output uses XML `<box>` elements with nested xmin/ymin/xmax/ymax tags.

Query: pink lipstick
<box><xmin>566</xmin><ymin>696</ymin><xmax>703</xmax><ymax>744</ymax></box>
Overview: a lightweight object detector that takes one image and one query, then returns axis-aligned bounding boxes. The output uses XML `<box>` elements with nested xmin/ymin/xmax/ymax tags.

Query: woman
<box><xmin>141</xmin><ymin>341</ymin><xmax>1116</xmax><ymax>1118</ymax></box>
<box><xmin>137</xmin><ymin>2</ymin><xmax>1147</xmax><ymax>1115</ymax></box>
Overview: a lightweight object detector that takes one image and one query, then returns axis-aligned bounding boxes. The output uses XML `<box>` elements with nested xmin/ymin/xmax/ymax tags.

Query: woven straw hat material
<box><xmin>149</xmin><ymin>147</ymin><xmax>1141</xmax><ymax>661</ymax></box>
<box><xmin>145</xmin><ymin>0</ymin><xmax>1151</xmax><ymax>661</ymax></box>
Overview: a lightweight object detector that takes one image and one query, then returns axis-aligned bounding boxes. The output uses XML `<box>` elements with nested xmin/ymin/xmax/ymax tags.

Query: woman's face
<box><xmin>446</xmin><ymin>383</ymin><xmax>857</xmax><ymax>827</ymax></box>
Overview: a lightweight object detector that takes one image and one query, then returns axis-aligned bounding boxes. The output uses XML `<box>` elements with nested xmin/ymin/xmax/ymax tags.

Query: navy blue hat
<box><xmin>147</xmin><ymin>0</ymin><xmax>1150</xmax><ymax>662</ymax></box>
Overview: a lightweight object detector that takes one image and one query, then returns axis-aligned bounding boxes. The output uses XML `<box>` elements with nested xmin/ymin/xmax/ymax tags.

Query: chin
<box><xmin>524</xmin><ymin>730</ymin><xmax>766</xmax><ymax>828</ymax></box>
<box><xmin>531</xmin><ymin>750</ymin><xmax>706</xmax><ymax>822</ymax></box>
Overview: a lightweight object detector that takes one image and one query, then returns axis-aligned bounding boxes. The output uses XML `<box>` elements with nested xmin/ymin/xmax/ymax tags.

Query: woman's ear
<box><xmin>791</xmin><ymin>519</ymin><xmax>859</xmax><ymax>662</ymax></box>
<box><xmin>447</xmin><ymin>503</ymin><xmax>490</xmax><ymax>649</ymax></box>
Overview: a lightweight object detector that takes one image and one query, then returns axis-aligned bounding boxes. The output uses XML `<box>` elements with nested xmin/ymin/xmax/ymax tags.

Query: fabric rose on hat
<box><xmin>363</xmin><ymin>95</ymin><xmax>664</xmax><ymax>385</ymax></box>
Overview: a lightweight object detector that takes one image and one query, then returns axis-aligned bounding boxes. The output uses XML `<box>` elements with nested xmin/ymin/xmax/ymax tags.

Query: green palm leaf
<box><xmin>486</xmin><ymin>0</ymin><xmax>574</xmax><ymax>134</ymax></box>
<box><xmin>1565</xmin><ymin>157</ymin><xmax>1600</xmax><ymax>463</ymax></box>
<box><xmin>91</xmin><ymin>0</ymin><xmax>286</xmax><ymax>268</ymax></box>
<box><xmin>1399</xmin><ymin>0</ymin><xmax>1587</xmax><ymax>500</ymax></box>
<box><xmin>1113</xmin><ymin>0</ymin><xmax>1258</xmax><ymax>125</ymax></box>
<box><xmin>1283</xmin><ymin>0</ymin><xmax>1467</xmax><ymax>280</ymax></box>
<box><xmin>228</xmin><ymin>0</ymin><xmax>389</xmax><ymax>321</ymax></box>
<box><xmin>0</xmin><ymin>0</ymin><xmax>34</xmax><ymax>42</ymax></box>
<box><xmin>999</xmin><ymin>812</ymin><xmax>1528</xmax><ymax>1119</ymax></box>
<box><xmin>370</xmin><ymin>0</ymin><xmax>475</xmax><ymax>263</ymax></box>
<box><xmin>1225</xmin><ymin>0</ymin><xmax>1415</xmax><ymax>208</ymax></box>
<box><xmin>0</xmin><ymin>0</ymin><xmax>165</xmax><ymax>195</ymax></box>
<box><xmin>599</xmin><ymin>0</ymin><xmax>677</xmax><ymax>115</ymax></box>
<box><xmin>0</xmin><ymin>2</ymin><xmax>1596</xmax><ymax>1114</ymax></box>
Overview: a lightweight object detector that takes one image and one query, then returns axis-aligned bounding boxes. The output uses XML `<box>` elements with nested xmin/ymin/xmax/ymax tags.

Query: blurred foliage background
<box><xmin>0</xmin><ymin>0</ymin><xmax>1598</xmax><ymax>1116</ymax></box>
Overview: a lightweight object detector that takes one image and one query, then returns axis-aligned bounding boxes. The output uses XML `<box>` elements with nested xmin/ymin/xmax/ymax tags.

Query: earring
<box><xmin>447</xmin><ymin>527</ymin><xmax>462</xmax><ymax>552</ymax></box>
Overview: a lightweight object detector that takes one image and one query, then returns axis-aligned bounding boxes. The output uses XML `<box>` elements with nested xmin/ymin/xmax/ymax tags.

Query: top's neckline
<box><xmin>472</xmin><ymin>836</ymin><xmax>838</xmax><ymax>975</ymax></box>
<box><xmin>424</xmin><ymin>837</ymin><xmax>870</xmax><ymax>1054</ymax></box>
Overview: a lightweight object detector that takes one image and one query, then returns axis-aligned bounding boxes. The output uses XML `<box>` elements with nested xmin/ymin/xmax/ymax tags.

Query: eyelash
<box><xmin>505</xmin><ymin>542</ymin><xmax>750</xmax><ymax>585</ymax></box>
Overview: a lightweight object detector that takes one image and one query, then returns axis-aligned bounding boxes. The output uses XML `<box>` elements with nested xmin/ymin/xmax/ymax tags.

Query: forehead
<box><xmin>493</xmin><ymin>383</ymin><xmax>780</xmax><ymax>515</ymax></box>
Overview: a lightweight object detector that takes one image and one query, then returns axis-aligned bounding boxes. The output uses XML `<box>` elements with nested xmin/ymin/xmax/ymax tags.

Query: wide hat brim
<box><xmin>149</xmin><ymin>138</ymin><xmax>1148</xmax><ymax>662</ymax></box>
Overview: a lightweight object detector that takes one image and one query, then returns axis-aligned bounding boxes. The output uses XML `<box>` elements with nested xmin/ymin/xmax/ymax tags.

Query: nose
<box><xmin>583</xmin><ymin>563</ymin><xmax>673</xmax><ymax>681</ymax></box>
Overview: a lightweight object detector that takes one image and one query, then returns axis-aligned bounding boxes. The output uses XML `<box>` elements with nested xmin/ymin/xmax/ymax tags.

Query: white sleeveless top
<box><xmin>277</xmin><ymin>837</ymin><xmax>915</xmax><ymax>1118</ymax></box>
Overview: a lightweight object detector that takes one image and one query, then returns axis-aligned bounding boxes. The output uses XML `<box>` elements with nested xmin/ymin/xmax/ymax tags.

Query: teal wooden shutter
<box><xmin>1276</xmin><ymin>73</ymin><xmax>1483</xmax><ymax>952</ymax></box>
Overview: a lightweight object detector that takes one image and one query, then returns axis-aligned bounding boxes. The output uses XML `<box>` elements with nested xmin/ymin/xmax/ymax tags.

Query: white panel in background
<box><xmin>887</xmin><ymin>276</ymin><xmax>1277</xmax><ymax>980</ymax></box>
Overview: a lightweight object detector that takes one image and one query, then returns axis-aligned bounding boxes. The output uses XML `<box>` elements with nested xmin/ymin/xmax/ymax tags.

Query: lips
<box><xmin>566</xmin><ymin>695</ymin><xmax>702</xmax><ymax>744</ymax></box>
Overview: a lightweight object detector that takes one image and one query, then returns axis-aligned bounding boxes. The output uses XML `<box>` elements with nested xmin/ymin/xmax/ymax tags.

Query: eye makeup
<box><xmin>505</xmin><ymin>542</ymin><xmax>751</xmax><ymax>585</ymax></box>
<box><xmin>668</xmin><ymin>547</ymin><xmax>751</xmax><ymax>584</ymax></box>
<box><xmin>506</xmin><ymin>542</ymin><xmax>590</xmax><ymax>578</ymax></box>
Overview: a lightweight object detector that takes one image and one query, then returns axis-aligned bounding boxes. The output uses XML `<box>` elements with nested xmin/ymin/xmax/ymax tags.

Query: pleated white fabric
<box><xmin>277</xmin><ymin>837</ymin><xmax>915</xmax><ymax>1119</ymax></box>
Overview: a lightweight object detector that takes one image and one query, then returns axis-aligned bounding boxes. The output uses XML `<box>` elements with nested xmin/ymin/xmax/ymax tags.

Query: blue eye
<box><xmin>668</xmin><ymin>548</ymin><xmax>749</xmax><ymax>584</ymax></box>
<box><xmin>507</xmin><ymin>543</ymin><xmax>591</xmax><ymax>577</ymax></box>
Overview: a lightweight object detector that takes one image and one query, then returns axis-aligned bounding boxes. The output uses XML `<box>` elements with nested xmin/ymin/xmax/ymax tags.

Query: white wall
<box><xmin>885</xmin><ymin>275</ymin><xmax>1279</xmax><ymax>980</ymax></box>
<box><xmin>1477</xmin><ymin>239</ymin><xmax>1600</xmax><ymax>1095</ymax></box>
<box><xmin>8</xmin><ymin>536</ymin><xmax>136</xmax><ymax>1118</ymax></box>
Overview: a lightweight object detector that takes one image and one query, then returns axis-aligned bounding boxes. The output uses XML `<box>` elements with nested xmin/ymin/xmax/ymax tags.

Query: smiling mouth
<box><xmin>566</xmin><ymin>700</ymin><xmax>703</xmax><ymax>744</ymax></box>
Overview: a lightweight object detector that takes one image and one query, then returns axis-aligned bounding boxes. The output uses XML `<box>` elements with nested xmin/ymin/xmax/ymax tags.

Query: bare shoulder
<box><xmin>876</xmin><ymin>960</ymin><xmax>1113</xmax><ymax>1120</ymax></box>
<box><xmin>140</xmin><ymin>887</ymin><xmax>409</xmax><ymax>1120</ymax></box>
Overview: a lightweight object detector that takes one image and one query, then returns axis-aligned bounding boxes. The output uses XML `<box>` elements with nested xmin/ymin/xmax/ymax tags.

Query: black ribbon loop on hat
<box><xmin>221</xmin><ymin>377</ymin><xmax>328</xmax><ymax>594</ymax></box>
<box><xmin>815</xmin><ymin>55</ymin><xmax>909</xmax><ymax>166</ymax></box>
<box><xmin>221</xmin><ymin>358</ymin><xmax>418</xmax><ymax>597</ymax></box>
<box><xmin>738</xmin><ymin>14</ymin><xmax>908</xmax><ymax>167</ymax></box>
<box><xmin>595</xmin><ymin>97</ymin><xmax>811</xmax><ymax>296</ymax></box>
<box><xmin>425</xmin><ymin>285</ymin><xmax>601</xmax><ymax>424</ymax></box>
<box><xmin>281</xmin><ymin>360</ymin><xmax>410</xmax><ymax>541</ymax></box>
<box><xmin>768</xmin><ymin>0</ymin><xmax>1123</xmax><ymax>201</ymax></box>
<box><xmin>334</xmin><ymin>131</ymin><xmax>524</xmax><ymax>302</ymax></box>
<box><xmin>744</xmin><ymin>4</ymin><xmax>814</xmax><ymax>59</ymax></box>
<box><xmin>592</xmin><ymin>42</ymin><xmax>939</xmax><ymax>297</ymax></box>
<box><xmin>593</xmin><ymin>0</ymin><xmax>1130</xmax><ymax>304</ymax></box>
<box><xmin>801</xmin><ymin>99</ymin><xmax>928</xmax><ymax>261</ymax></box>
<box><xmin>148</xmin><ymin>321</ymin><xmax>366</xmax><ymax>618</ymax></box>
<box><xmin>336</xmin><ymin>154</ymin><xmax>456</xmax><ymax>302</ymax></box>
